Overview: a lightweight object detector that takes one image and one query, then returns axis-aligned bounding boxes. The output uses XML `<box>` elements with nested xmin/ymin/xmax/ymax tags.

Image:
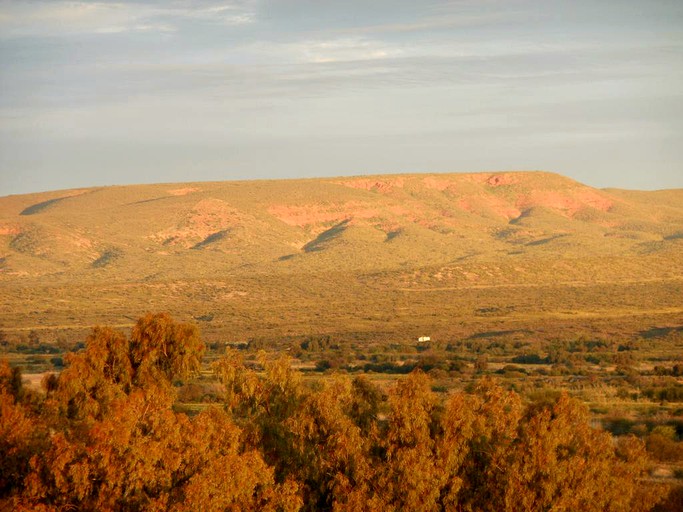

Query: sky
<box><xmin>0</xmin><ymin>0</ymin><xmax>682</xmax><ymax>196</ymax></box>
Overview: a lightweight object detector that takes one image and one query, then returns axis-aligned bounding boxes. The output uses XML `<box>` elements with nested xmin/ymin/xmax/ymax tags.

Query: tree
<box><xmin>376</xmin><ymin>371</ymin><xmax>442</xmax><ymax>511</ymax></box>
<box><xmin>17</xmin><ymin>316</ymin><xmax>297</xmax><ymax>511</ymax></box>
<box><xmin>50</xmin><ymin>327</ymin><xmax>132</xmax><ymax>422</ymax></box>
<box><xmin>170</xmin><ymin>406</ymin><xmax>302</xmax><ymax>512</ymax></box>
<box><xmin>0</xmin><ymin>361</ymin><xmax>46</xmax><ymax>500</ymax></box>
<box><xmin>130</xmin><ymin>312</ymin><xmax>205</xmax><ymax>387</ymax></box>
<box><xmin>286</xmin><ymin>376</ymin><xmax>374</xmax><ymax>510</ymax></box>
<box><xmin>0</xmin><ymin>317</ymin><xmax>668</xmax><ymax>512</ymax></box>
<box><xmin>49</xmin><ymin>314</ymin><xmax>204</xmax><ymax>424</ymax></box>
<box><xmin>347</xmin><ymin>375</ymin><xmax>383</xmax><ymax>434</ymax></box>
<box><xmin>502</xmin><ymin>394</ymin><xmax>655</xmax><ymax>511</ymax></box>
<box><xmin>444</xmin><ymin>377</ymin><xmax>523</xmax><ymax>510</ymax></box>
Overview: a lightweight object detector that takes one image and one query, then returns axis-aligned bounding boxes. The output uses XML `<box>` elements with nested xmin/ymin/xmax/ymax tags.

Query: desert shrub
<box><xmin>0</xmin><ymin>317</ymin><xmax>668</xmax><ymax>512</ymax></box>
<box><xmin>512</xmin><ymin>353</ymin><xmax>548</xmax><ymax>364</ymax></box>
<box><xmin>177</xmin><ymin>382</ymin><xmax>223</xmax><ymax>403</ymax></box>
<box><xmin>13</xmin><ymin>343</ymin><xmax>60</xmax><ymax>355</ymax></box>
<box><xmin>300</xmin><ymin>335</ymin><xmax>333</xmax><ymax>352</ymax></box>
<box><xmin>643</xmin><ymin>385</ymin><xmax>683</xmax><ymax>402</ymax></box>
<box><xmin>646</xmin><ymin>427</ymin><xmax>683</xmax><ymax>462</ymax></box>
<box><xmin>427</xmin><ymin>368</ymin><xmax>449</xmax><ymax>381</ymax></box>
<box><xmin>604</xmin><ymin>417</ymin><xmax>637</xmax><ymax>436</ymax></box>
<box><xmin>496</xmin><ymin>364</ymin><xmax>527</xmax><ymax>375</ymax></box>
<box><xmin>49</xmin><ymin>356</ymin><xmax>64</xmax><ymax>368</ymax></box>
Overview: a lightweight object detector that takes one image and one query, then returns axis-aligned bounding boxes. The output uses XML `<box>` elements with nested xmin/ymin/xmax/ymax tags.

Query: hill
<box><xmin>0</xmin><ymin>171</ymin><xmax>681</xmax><ymax>343</ymax></box>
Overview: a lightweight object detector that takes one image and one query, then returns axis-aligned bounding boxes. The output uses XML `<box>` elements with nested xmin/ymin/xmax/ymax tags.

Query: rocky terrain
<box><xmin>1</xmin><ymin>171</ymin><xmax>681</xmax><ymax>343</ymax></box>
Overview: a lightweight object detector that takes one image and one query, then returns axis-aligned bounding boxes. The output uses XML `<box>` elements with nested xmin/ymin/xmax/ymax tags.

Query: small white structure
<box><xmin>418</xmin><ymin>336</ymin><xmax>431</xmax><ymax>343</ymax></box>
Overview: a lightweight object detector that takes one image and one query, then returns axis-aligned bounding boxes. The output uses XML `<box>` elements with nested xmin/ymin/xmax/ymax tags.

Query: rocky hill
<box><xmin>1</xmin><ymin>171</ymin><xmax>681</xmax><ymax>342</ymax></box>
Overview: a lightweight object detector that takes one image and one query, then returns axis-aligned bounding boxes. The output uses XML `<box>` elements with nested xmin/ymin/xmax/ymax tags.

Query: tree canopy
<box><xmin>0</xmin><ymin>314</ymin><xmax>669</xmax><ymax>511</ymax></box>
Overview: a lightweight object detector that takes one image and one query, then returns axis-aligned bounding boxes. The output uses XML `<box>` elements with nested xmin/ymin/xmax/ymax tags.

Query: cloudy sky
<box><xmin>0</xmin><ymin>0</ymin><xmax>681</xmax><ymax>195</ymax></box>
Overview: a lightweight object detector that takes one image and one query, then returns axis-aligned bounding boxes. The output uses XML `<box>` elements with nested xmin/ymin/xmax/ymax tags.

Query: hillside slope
<box><xmin>1</xmin><ymin>171</ymin><xmax>681</xmax><ymax>278</ymax></box>
<box><xmin>0</xmin><ymin>171</ymin><xmax>681</xmax><ymax>342</ymax></box>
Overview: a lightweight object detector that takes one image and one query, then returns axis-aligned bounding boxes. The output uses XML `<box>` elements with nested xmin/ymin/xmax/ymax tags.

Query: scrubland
<box><xmin>1</xmin><ymin>172</ymin><xmax>682</xmax><ymax>509</ymax></box>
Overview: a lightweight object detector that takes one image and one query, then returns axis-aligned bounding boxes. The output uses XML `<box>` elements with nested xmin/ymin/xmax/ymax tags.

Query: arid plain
<box><xmin>1</xmin><ymin>171</ymin><xmax>681</xmax><ymax>345</ymax></box>
<box><xmin>2</xmin><ymin>171</ymin><xmax>683</xmax><ymax>510</ymax></box>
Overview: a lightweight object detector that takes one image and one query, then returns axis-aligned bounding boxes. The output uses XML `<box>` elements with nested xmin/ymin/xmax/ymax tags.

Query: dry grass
<box><xmin>0</xmin><ymin>171</ymin><xmax>680</xmax><ymax>346</ymax></box>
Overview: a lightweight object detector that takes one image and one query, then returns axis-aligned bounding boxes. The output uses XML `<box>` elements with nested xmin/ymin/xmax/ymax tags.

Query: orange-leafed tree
<box><xmin>375</xmin><ymin>371</ymin><xmax>442</xmax><ymax>511</ymax></box>
<box><xmin>502</xmin><ymin>393</ymin><xmax>659</xmax><ymax>512</ymax></box>
<box><xmin>48</xmin><ymin>326</ymin><xmax>132</xmax><ymax>423</ymax></box>
<box><xmin>214</xmin><ymin>352</ymin><xmax>304</xmax><ymax>478</ymax></box>
<box><xmin>130</xmin><ymin>312</ymin><xmax>204</xmax><ymax>388</ymax></box>
<box><xmin>439</xmin><ymin>377</ymin><xmax>523</xmax><ymax>511</ymax></box>
<box><xmin>0</xmin><ymin>316</ymin><xmax>669</xmax><ymax>512</ymax></box>
<box><xmin>48</xmin><ymin>314</ymin><xmax>204</xmax><ymax>424</ymax></box>
<box><xmin>286</xmin><ymin>376</ymin><xmax>376</xmax><ymax>510</ymax></box>
<box><xmin>0</xmin><ymin>360</ymin><xmax>47</xmax><ymax>503</ymax></box>
<box><xmin>170</xmin><ymin>406</ymin><xmax>302</xmax><ymax>512</ymax></box>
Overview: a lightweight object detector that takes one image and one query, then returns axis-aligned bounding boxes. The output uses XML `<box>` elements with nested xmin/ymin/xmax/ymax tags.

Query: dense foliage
<box><xmin>0</xmin><ymin>314</ymin><xmax>668</xmax><ymax>510</ymax></box>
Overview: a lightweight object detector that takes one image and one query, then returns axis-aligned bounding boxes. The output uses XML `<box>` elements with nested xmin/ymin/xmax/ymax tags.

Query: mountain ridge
<box><xmin>1</xmin><ymin>171</ymin><xmax>681</xmax><ymax>343</ymax></box>
<box><xmin>1</xmin><ymin>171</ymin><xmax>681</xmax><ymax>279</ymax></box>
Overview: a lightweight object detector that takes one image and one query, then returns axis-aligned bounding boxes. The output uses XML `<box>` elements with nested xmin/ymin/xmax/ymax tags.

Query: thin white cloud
<box><xmin>327</xmin><ymin>10</ymin><xmax>530</xmax><ymax>36</ymax></box>
<box><xmin>1</xmin><ymin>0</ymin><xmax>682</xmax><ymax>194</ymax></box>
<box><xmin>0</xmin><ymin>2</ymin><xmax>162</xmax><ymax>36</ymax></box>
<box><xmin>246</xmin><ymin>37</ymin><xmax>403</xmax><ymax>64</ymax></box>
<box><xmin>0</xmin><ymin>1</ymin><xmax>255</xmax><ymax>37</ymax></box>
<box><xmin>169</xmin><ymin>1</ymin><xmax>255</xmax><ymax>25</ymax></box>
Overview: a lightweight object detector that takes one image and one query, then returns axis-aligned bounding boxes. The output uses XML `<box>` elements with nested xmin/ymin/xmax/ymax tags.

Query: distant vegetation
<box><xmin>1</xmin><ymin>172</ymin><xmax>681</xmax><ymax>349</ymax></box>
<box><xmin>2</xmin><ymin>314</ymin><xmax>680</xmax><ymax>511</ymax></box>
<box><xmin>1</xmin><ymin>172</ymin><xmax>682</xmax><ymax>509</ymax></box>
